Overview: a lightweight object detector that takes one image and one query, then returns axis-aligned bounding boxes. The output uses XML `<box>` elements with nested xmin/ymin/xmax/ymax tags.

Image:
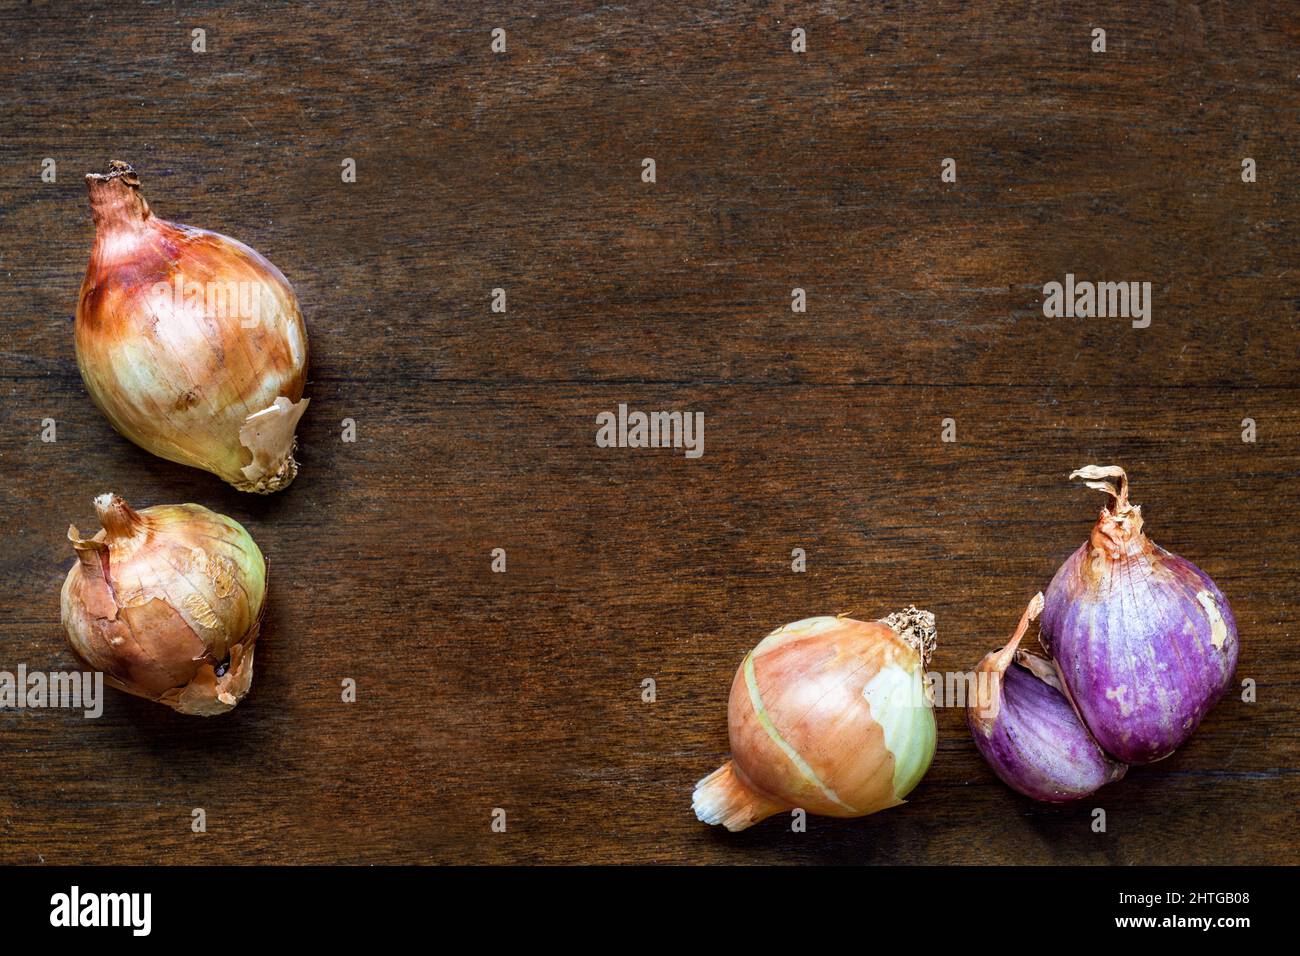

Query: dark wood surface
<box><xmin>1</xmin><ymin>1</ymin><xmax>1296</xmax><ymax>864</ymax></box>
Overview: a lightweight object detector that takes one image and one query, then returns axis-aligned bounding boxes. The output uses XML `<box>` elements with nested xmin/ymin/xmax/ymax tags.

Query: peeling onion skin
<box><xmin>1040</xmin><ymin>467</ymin><xmax>1239</xmax><ymax>765</ymax></box>
<box><xmin>968</xmin><ymin>594</ymin><xmax>1127</xmax><ymax>802</ymax></box>
<box><xmin>694</xmin><ymin>609</ymin><xmax>937</xmax><ymax>832</ymax></box>
<box><xmin>76</xmin><ymin>161</ymin><xmax>309</xmax><ymax>493</ymax></box>
<box><xmin>60</xmin><ymin>494</ymin><xmax>267</xmax><ymax>716</ymax></box>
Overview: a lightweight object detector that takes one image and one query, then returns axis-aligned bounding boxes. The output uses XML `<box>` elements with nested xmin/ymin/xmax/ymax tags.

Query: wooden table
<box><xmin>1</xmin><ymin>1</ymin><xmax>1295</xmax><ymax>865</ymax></box>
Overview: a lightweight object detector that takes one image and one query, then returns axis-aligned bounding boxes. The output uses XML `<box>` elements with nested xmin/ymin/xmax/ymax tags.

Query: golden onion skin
<box><xmin>694</xmin><ymin>611</ymin><xmax>937</xmax><ymax>831</ymax></box>
<box><xmin>76</xmin><ymin>161</ymin><xmax>309</xmax><ymax>493</ymax></box>
<box><xmin>60</xmin><ymin>494</ymin><xmax>267</xmax><ymax>716</ymax></box>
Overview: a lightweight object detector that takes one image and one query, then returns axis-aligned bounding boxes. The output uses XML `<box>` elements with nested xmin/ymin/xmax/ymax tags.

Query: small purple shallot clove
<box><xmin>968</xmin><ymin>593</ymin><xmax>1126</xmax><ymax>802</ymax></box>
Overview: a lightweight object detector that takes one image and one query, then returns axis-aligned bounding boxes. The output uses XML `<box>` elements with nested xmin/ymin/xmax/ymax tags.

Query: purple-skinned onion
<box><xmin>969</xmin><ymin>593</ymin><xmax>1127</xmax><ymax>802</ymax></box>
<box><xmin>1040</xmin><ymin>466</ymin><xmax>1239</xmax><ymax>765</ymax></box>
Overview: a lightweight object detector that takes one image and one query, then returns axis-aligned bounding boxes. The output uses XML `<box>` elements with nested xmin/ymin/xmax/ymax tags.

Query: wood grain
<box><xmin>0</xmin><ymin>1</ymin><xmax>1296</xmax><ymax>864</ymax></box>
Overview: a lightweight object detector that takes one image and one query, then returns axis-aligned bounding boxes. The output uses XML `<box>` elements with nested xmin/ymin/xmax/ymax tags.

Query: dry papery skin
<box><xmin>60</xmin><ymin>494</ymin><xmax>267</xmax><ymax>715</ymax></box>
<box><xmin>967</xmin><ymin>594</ymin><xmax>1126</xmax><ymax>802</ymax></box>
<box><xmin>77</xmin><ymin>161</ymin><xmax>309</xmax><ymax>492</ymax></box>
<box><xmin>1039</xmin><ymin>465</ymin><xmax>1239</xmax><ymax>765</ymax></box>
<box><xmin>694</xmin><ymin>609</ymin><xmax>937</xmax><ymax>831</ymax></box>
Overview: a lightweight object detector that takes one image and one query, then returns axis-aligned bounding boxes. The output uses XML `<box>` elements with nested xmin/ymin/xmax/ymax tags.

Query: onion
<box><xmin>61</xmin><ymin>494</ymin><xmax>267</xmax><ymax>716</ymax></box>
<box><xmin>968</xmin><ymin>594</ymin><xmax>1127</xmax><ymax>801</ymax></box>
<box><xmin>694</xmin><ymin>608</ymin><xmax>937</xmax><ymax>831</ymax></box>
<box><xmin>1040</xmin><ymin>466</ymin><xmax>1239</xmax><ymax>764</ymax></box>
<box><xmin>76</xmin><ymin>161</ymin><xmax>309</xmax><ymax>493</ymax></box>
